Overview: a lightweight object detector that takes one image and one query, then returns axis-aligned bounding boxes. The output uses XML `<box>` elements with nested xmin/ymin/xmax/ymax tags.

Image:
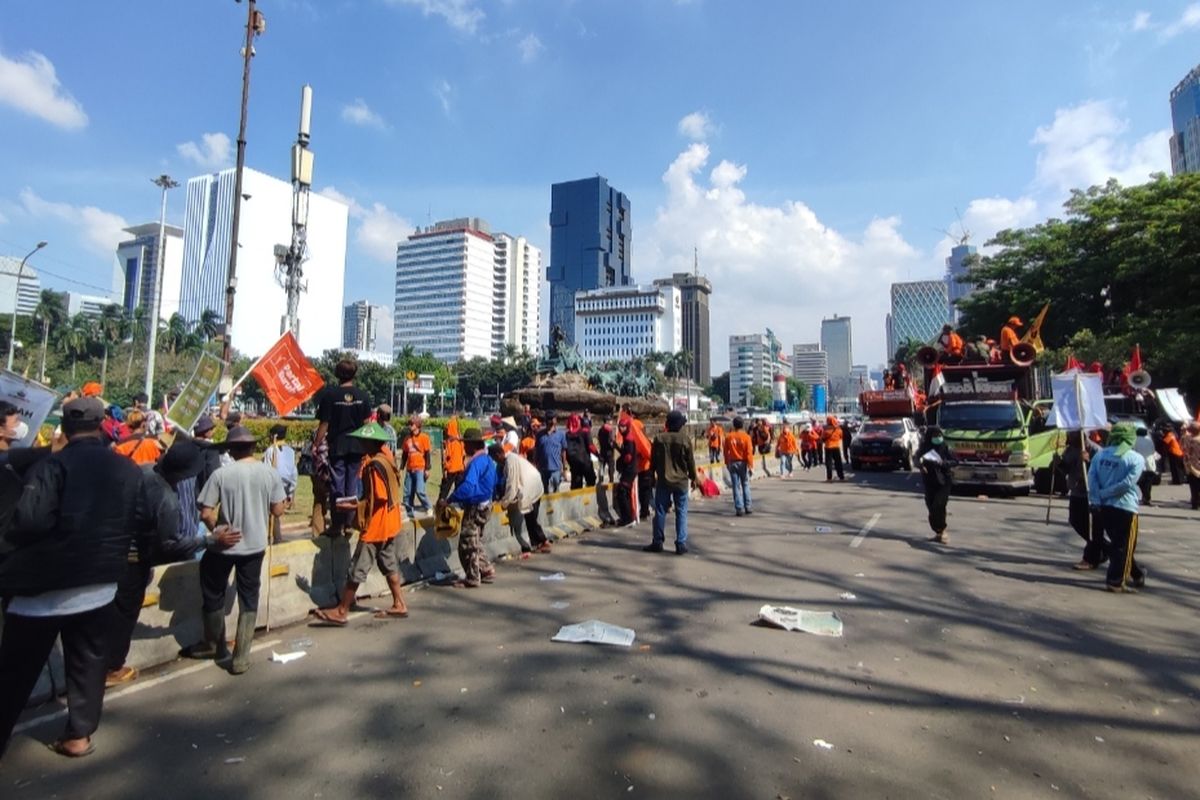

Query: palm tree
<box><xmin>668</xmin><ymin>349</ymin><xmax>694</xmax><ymax>411</ymax></box>
<box><xmin>97</xmin><ymin>304</ymin><xmax>123</xmax><ymax>386</ymax></box>
<box><xmin>32</xmin><ymin>290</ymin><xmax>66</xmax><ymax>383</ymax></box>
<box><xmin>162</xmin><ymin>313</ymin><xmax>189</xmax><ymax>355</ymax></box>
<box><xmin>198</xmin><ymin>308</ymin><xmax>221</xmax><ymax>342</ymax></box>
<box><xmin>124</xmin><ymin>305</ymin><xmax>148</xmax><ymax>388</ymax></box>
<box><xmin>500</xmin><ymin>343</ymin><xmax>519</xmax><ymax>365</ymax></box>
<box><xmin>59</xmin><ymin>313</ymin><xmax>94</xmax><ymax>381</ymax></box>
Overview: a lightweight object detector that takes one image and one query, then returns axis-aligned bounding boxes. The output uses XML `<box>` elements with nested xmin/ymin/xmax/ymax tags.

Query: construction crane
<box><xmin>276</xmin><ymin>84</ymin><xmax>313</xmax><ymax>339</ymax></box>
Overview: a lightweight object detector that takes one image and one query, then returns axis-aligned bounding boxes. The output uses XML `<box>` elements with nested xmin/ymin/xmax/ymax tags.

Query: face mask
<box><xmin>931</xmin><ymin>437</ymin><xmax>944</xmax><ymax>445</ymax></box>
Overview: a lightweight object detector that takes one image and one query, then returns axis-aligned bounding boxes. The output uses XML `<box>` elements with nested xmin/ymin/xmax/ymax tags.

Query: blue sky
<box><xmin>0</xmin><ymin>0</ymin><xmax>1194</xmax><ymax>370</ymax></box>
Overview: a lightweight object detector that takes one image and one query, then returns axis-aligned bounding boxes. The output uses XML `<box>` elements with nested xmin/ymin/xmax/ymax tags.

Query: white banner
<box><xmin>1154</xmin><ymin>388</ymin><xmax>1192</xmax><ymax>424</ymax></box>
<box><xmin>1047</xmin><ymin>371</ymin><xmax>1107</xmax><ymax>431</ymax></box>
<box><xmin>0</xmin><ymin>369</ymin><xmax>60</xmax><ymax>447</ymax></box>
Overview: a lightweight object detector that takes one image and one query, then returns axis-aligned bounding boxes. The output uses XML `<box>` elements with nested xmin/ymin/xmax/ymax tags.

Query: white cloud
<box><xmin>387</xmin><ymin>0</ymin><xmax>484</xmax><ymax>35</ymax></box>
<box><xmin>18</xmin><ymin>188</ymin><xmax>128</xmax><ymax>255</ymax></box>
<box><xmin>518</xmin><ymin>33</ymin><xmax>544</xmax><ymax>63</ymax></box>
<box><xmin>433</xmin><ymin>79</ymin><xmax>454</xmax><ymax>115</ymax></box>
<box><xmin>1163</xmin><ymin>3</ymin><xmax>1200</xmax><ymax>37</ymax></box>
<box><xmin>0</xmin><ymin>48</ymin><xmax>87</xmax><ymax>129</ymax></box>
<box><xmin>678</xmin><ymin>111</ymin><xmax>714</xmax><ymax>141</ymax></box>
<box><xmin>1131</xmin><ymin>10</ymin><xmax>1152</xmax><ymax>31</ymax></box>
<box><xmin>341</xmin><ymin>98</ymin><xmax>386</xmax><ymax>129</ymax></box>
<box><xmin>176</xmin><ymin>132</ymin><xmax>233</xmax><ymax>170</ymax></box>
<box><xmin>1030</xmin><ymin>100</ymin><xmax>1169</xmax><ymax>195</ymax></box>
<box><xmin>318</xmin><ymin>186</ymin><xmax>365</xmax><ymax>217</ymax></box>
<box><xmin>319</xmin><ymin>186</ymin><xmax>412</xmax><ymax>263</ymax></box>
<box><xmin>644</xmin><ymin>142</ymin><xmax>922</xmax><ymax>373</ymax></box>
<box><xmin>932</xmin><ymin>196</ymin><xmax>1039</xmax><ymax>266</ymax></box>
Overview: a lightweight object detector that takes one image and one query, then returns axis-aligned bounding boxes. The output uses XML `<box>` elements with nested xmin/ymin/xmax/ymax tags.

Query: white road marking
<box><xmin>13</xmin><ymin>638</ymin><xmax>282</xmax><ymax>734</ymax></box>
<box><xmin>849</xmin><ymin>513</ymin><xmax>882</xmax><ymax>549</ymax></box>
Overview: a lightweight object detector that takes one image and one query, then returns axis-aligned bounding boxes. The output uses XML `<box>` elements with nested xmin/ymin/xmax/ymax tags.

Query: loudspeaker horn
<box><xmin>917</xmin><ymin>346</ymin><xmax>940</xmax><ymax>367</ymax></box>
<box><xmin>1128</xmin><ymin>369</ymin><xmax>1152</xmax><ymax>390</ymax></box>
<box><xmin>1009</xmin><ymin>342</ymin><xmax>1037</xmax><ymax>367</ymax></box>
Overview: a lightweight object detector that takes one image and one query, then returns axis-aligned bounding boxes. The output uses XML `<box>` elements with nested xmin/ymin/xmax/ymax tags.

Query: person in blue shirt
<box><xmin>439</xmin><ymin>430</ymin><xmax>498</xmax><ymax>588</ymax></box>
<box><xmin>263</xmin><ymin>424</ymin><xmax>298</xmax><ymax>544</ymax></box>
<box><xmin>535</xmin><ymin>415</ymin><xmax>568</xmax><ymax>494</ymax></box>
<box><xmin>1087</xmin><ymin>424</ymin><xmax>1147</xmax><ymax>593</ymax></box>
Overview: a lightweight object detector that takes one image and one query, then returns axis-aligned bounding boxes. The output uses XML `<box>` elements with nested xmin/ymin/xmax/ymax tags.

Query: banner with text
<box><xmin>0</xmin><ymin>369</ymin><xmax>59</xmax><ymax>447</ymax></box>
<box><xmin>166</xmin><ymin>352</ymin><xmax>227</xmax><ymax>432</ymax></box>
<box><xmin>252</xmin><ymin>331</ymin><xmax>325</xmax><ymax>417</ymax></box>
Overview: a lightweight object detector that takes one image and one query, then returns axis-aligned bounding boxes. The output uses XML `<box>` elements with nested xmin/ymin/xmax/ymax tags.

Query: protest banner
<box><xmin>249</xmin><ymin>331</ymin><xmax>324</xmax><ymax>417</ymax></box>
<box><xmin>166</xmin><ymin>352</ymin><xmax>227</xmax><ymax>432</ymax></box>
<box><xmin>0</xmin><ymin>369</ymin><xmax>59</xmax><ymax>447</ymax></box>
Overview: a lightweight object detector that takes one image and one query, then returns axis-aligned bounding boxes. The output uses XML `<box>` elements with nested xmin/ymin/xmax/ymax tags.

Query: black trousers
<box><xmin>615</xmin><ymin>477</ymin><xmax>637</xmax><ymax>525</ymax></box>
<box><xmin>709</xmin><ymin>447</ymin><xmax>721</xmax><ymax>463</ymax></box>
<box><xmin>924</xmin><ymin>484</ymin><xmax>950</xmax><ymax>534</ymax></box>
<box><xmin>1068</xmin><ymin>496</ymin><xmax>1107</xmax><ymax>566</ymax></box>
<box><xmin>1099</xmin><ymin>506</ymin><xmax>1143</xmax><ymax>588</ymax></box>
<box><xmin>524</xmin><ymin>500</ymin><xmax>548</xmax><ymax>547</ymax></box>
<box><xmin>637</xmin><ymin>471</ymin><xmax>654</xmax><ymax>519</ymax></box>
<box><xmin>0</xmin><ymin>602</ymin><xmax>117</xmax><ymax>754</ymax></box>
<box><xmin>1168</xmin><ymin>455</ymin><xmax>1185</xmax><ymax>485</ymax></box>
<box><xmin>569</xmin><ymin>459</ymin><xmax>596</xmax><ymax>489</ymax></box>
<box><xmin>199</xmin><ymin>550</ymin><xmax>264</xmax><ymax>614</ymax></box>
<box><xmin>825</xmin><ymin>450</ymin><xmax>845</xmax><ymax>480</ymax></box>
<box><xmin>107</xmin><ymin>560</ymin><xmax>153</xmax><ymax>671</ymax></box>
<box><xmin>438</xmin><ymin>470</ymin><xmax>464</xmax><ymax>502</ymax></box>
<box><xmin>1189</xmin><ymin>475</ymin><xmax>1200</xmax><ymax>510</ymax></box>
<box><xmin>1137</xmin><ymin>471</ymin><xmax>1155</xmax><ymax>505</ymax></box>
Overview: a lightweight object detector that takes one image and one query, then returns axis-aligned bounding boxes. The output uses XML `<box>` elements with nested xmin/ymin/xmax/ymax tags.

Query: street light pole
<box><xmin>6</xmin><ymin>241</ymin><xmax>47</xmax><ymax>372</ymax></box>
<box><xmin>144</xmin><ymin>175</ymin><xmax>178</xmax><ymax>400</ymax></box>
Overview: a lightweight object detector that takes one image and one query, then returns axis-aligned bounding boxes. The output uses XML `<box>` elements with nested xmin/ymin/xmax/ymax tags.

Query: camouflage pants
<box><xmin>458</xmin><ymin>503</ymin><xmax>493</xmax><ymax>584</ymax></box>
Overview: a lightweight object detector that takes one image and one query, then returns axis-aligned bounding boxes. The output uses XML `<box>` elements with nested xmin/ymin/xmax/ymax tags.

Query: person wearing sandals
<box><xmin>438</xmin><ymin>431</ymin><xmax>498</xmax><ymax>588</ymax></box>
<box><xmin>312</xmin><ymin>422</ymin><xmax>409</xmax><ymax>625</ymax></box>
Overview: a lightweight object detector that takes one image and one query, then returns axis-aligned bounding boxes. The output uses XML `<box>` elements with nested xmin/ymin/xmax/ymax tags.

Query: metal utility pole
<box><xmin>276</xmin><ymin>84</ymin><xmax>313</xmax><ymax>339</ymax></box>
<box><xmin>6</xmin><ymin>241</ymin><xmax>46</xmax><ymax>371</ymax></box>
<box><xmin>144</xmin><ymin>175</ymin><xmax>178</xmax><ymax>399</ymax></box>
<box><xmin>222</xmin><ymin>0</ymin><xmax>266</xmax><ymax>366</ymax></box>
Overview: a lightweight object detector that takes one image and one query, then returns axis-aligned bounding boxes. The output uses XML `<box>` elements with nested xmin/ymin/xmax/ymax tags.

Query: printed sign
<box><xmin>0</xmin><ymin>369</ymin><xmax>59</xmax><ymax>447</ymax></box>
<box><xmin>1047</xmin><ymin>371</ymin><xmax>1107</xmax><ymax>431</ymax></box>
<box><xmin>166</xmin><ymin>352</ymin><xmax>226</xmax><ymax>432</ymax></box>
<box><xmin>252</xmin><ymin>332</ymin><xmax>325</xmax><ymax>416</ymax></box>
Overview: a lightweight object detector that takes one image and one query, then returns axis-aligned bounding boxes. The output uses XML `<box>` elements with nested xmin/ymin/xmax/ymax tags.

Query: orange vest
<box><xmin>823</xmin><ymin>427</ymin><xmax>843</xmax><ymax>449</ymax></box>
<box><xmin>360</xmin><ymin>453</ymin><xmax>403</xmax><ymax>543</ymax></box>
<box><xmin>723</xmin><ymin>430</ymin><xmax>755</xmax><ymax>464</ymax></box>
<box><xmin>706</xmin><ymin>424</ymin><xmax>723</xmax><ymax>449</ymax></box>
<box><xmin>1000</xmin><ymin>325</ymin><xmax>1020</xmax><ymax>353</ymax></box>
<box><xmin>115</xmin><ymin>435</ymin><xmax>163</xmax><ymax>466</ymax></box>
<box><xmin>777</xmin><ymin>429</ymin><xmax>798</xmax><ymax>455</ymax></box>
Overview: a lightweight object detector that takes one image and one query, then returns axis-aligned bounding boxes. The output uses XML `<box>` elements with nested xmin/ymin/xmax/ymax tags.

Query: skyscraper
<box><xmin>944</xmin><ymin>241</ymin><xmax>978</xmax><ymax>321</ymax></box>
<box><xmin>889</xmin><ymin>280</ymin><xmax>952</xmax><ymax>351</ymax></box>
<box><xmin>342</xmin><ymin>300</ymin><xmax>389</xmax><ymax>352</ymax></box>
<box><xmin>547</xmin><ymin>176</ymin><xmax>631</xmax><ymax>345</ymax></box>
<box><xmin>729</xmin><ymin>332</ymin><xmax>786</xmax><ymax>407</ymax></box>
<box><xmin>1170</xmin><ymin>63</ymin><xmax>1200</xmax><ymax>175</ymax></box>
<box><xmin>791</xmin><ymin>343</ymin><xmax>828</xmax><ymax>392</ymax></box>
<box><xmin>0</xmin><ymin>257</ymin><xmax>42</xmax><ymax>317</ymax></box>
<box><xmin>114</xmin><ymin>223</ymin><xmax>184</xmax><ymax>318</ymax></box>
<box><xmin>653</xmin><ymin>271</ymin><xmax>712</xmax><ymax>385</ymax></box>
<box><xmin>493</xmin><ymin>233</ymin><xmax>542</xmax><ymax>355</ymax></box>
<box><xmin>574</xmin><ymin>284</ymin><xmax>680</xmax><ymax>363</ymax></box>
<box><xmin>820</xmin><ymin>315</ymin><xmax>852</xmax><ymax>400</ymax></box>
<box><xmin>179</xmin><ymin>167</ymin><xmax>349</xmax><ymax>357</ymax></box>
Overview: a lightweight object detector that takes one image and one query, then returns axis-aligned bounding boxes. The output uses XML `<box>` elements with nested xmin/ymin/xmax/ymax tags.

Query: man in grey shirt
<box><xmin>193</xmin><ymin>426</ymin><xmax>286</xmax><ymax>674</ymax></box>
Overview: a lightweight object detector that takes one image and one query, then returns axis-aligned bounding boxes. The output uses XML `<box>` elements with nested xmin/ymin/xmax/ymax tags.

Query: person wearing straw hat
<box><xmin>312</xmin><ymin>422</ymin><xmax>409</xmax><ymax>625</ymax></box>
<box><xmin>194</xmin><ymin>426</ymin><xmax>287</xmax><ymax>673</ymax></box>
<box><xmin>1087</xmin><ymin>423</ymin><xmax>1147</xmax><ymax>593</ymax></box>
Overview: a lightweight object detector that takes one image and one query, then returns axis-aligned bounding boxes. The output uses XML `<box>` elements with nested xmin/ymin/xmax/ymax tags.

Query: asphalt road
<box><xmin>4</xmin><ymin>465</ymin><xmax>1200</xmax><ymax>799</ymax></box>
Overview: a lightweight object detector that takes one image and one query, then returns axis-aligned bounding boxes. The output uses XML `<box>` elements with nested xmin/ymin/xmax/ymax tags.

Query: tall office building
<box><xmin>114</xmin><ymin>223</ymin><xmax>184</xmax><ymax>319</ymax></box>
<box><xmin>653</xmin><ymin>271</ymin><xmax>712</xmax><ymax>385</ymax></box>
<box><xmin>547</xmin><ymin>176</ymin><xmax>631</xmax><ymax>345</ymax></box>
<box><xmin>493</xmin><ymin>233</ymin><xmax>541</xmax><ymax>355</ymax></box>
<box><xmin>574</xmin><ymin>284</ymin><xmax>680</xmax><ymax>363</ymax></box>
<box><xmin>850</xmin><ymin>364</ymin><xmax>874</xmax><ymax>393</ymax></box>
<box><xmin>179</xmin><ymin>167</ymin><xmax>349</xmax><ymax>357</ymax></box>
<box><xmin>729</xmin><ymin>332</ymin><xmax>787</xmax><ymax>407</ymax></box>
<box><xmin>65</xmin><ymin>292</ymin><xmax>116</xmax><ymax>318</ymax></box>
<box><xmin>342</xmin><ymin>300</ymin><xmax>390</xmax><ymax>352</ymax></box>
<box><xmin>944</xmin><ymin>242</ymin><xmax>978</xmax><ymax>322</ymax></box>
<box><xmin>885</xmin><ymin>314</ymin><xmax>895</xmax><ymax>361</ymax></box>
<box><xmin>791</xmin><ymin>343</ymin><xmax>828</xmax><ymax>390</ymax></box>
<box><xmin>820</xmin><ymin>315</ymin><xmax>852</xmax><ymax>400</ymax></box>
<box><xmin>0</xmin><ymin>257</ymin><xmax>42</xmax><ymax>317</ymax></box>
<box><xmin>1170</xmin><ymin>63</ymin><xmax>1200</xmax><ymax>175</ymax></box>
<box><xmin>889</xmin><ymin>280</ymin><xmax>952</xmax><ymax>352</ymax></box>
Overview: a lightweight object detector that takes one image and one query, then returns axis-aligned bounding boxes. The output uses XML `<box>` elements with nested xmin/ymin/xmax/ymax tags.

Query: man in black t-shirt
<box><xmin>315</xmin><ymin>359</ymin><xmax>371</xmax><ymax>536</ymax></box>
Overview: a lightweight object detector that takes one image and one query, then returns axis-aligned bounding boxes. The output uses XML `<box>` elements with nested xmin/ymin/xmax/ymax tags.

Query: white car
<box><xmin>849</xmin><ymin>418</ymin><xmax>921</xmax><ymax>471</ymax></box>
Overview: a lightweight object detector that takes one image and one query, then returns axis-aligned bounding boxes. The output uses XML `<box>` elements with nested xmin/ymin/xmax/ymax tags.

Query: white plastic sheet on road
<box><xmin>551</xmin><ymin>620</ymin><xmax>636</xmax><ymax>647</ymax></box>
<box><xmin>757</xmin><ymin>605</ymin><xmax>843</xmax><ymax>637</ymax></box>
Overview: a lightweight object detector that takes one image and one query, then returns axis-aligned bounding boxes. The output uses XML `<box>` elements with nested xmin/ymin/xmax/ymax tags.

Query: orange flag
<box><xmin>251</xmin><ymin>332</ymin><xmax>324</xmax><ymax>417</ymax></box>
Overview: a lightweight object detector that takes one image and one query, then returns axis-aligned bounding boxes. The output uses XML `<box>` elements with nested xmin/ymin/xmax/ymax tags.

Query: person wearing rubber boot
<box><xmin>313</xmin><ymin>423</ymin><xmax>409</xmax><ymax>625</ymax></box>
<box><xmin>195</xmin><ymin>426</ymin><xmax>288</xmax><ymax>674</ymax></box>
<box><xmin>1088</xmin><ymin>423</ymin><xmax>1148</xmax><ymax>593</ymax></box>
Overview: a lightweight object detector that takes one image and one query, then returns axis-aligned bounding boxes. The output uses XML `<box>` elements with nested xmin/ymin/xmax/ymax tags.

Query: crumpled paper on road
<box><xmin>757</xmin><ymin>605</ymin><xmax>843</xmax><ymax>637</ymax></box>
<box><xmin>551</xmin><ymin>620</ymin><xmax>636</xmax><ymax>647</ymax></box>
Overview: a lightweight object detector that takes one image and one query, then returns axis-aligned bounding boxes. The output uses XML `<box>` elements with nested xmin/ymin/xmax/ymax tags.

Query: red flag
<box><xmin>251</xmin><ymin>332</ymin><xmax>324</xmax><ymax>417</ymax></box>
<box><xmin>1130</xmin><ymin>344</ymin><xmax>1143</xmax><ymax>373</ymax></box>
<box><xmin>1064</xmin><ymin>353</ymin><xmax>1084</xmax><ymax>371</ymax></box>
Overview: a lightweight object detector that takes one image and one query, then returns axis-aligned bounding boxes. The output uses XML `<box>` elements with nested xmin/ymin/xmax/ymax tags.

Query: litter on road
<box><xmin>269</xmin><ymin>651</ymin><xmax>307</xmax><ymax>664</ymax></box>
<box><xmin>814</xmin><ymin>526</ymin><xmax>833</xmax><ymax>533</ymax></box>
<box><xmin>551</xmin><ymin>620</ymin><xmax>636</xmax><ymax>647</ymax></box>
<box><xmin>812</xmin><ymin>739</ymin><xmax>834</xmax><ymax>750</ymax></box>
<box><xmin>550</xmin><ymin>601</ymin><xmax>570</xmax><ymax>609</ymax></box>
<box><xmin>757</xmin><ymin>605</ymin><xmax>844</xmax><ymax>637</ymax></box>
<box><xmin>541</xmin><ymin>572</ymin><xmax>566</xmax><ymax>582</ymax></box>
<box><xmin>838</xmin><ymin>592</ymin><xmax>857</xmax><ymax>601</ymax></box>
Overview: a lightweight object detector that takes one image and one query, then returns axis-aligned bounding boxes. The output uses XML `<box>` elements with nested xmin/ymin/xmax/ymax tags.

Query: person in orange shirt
<box><xmin>438</xmin><ymin>416</ymin><xmax>466</xmax><ymax>501</ymax></box>
<box><xmin>999</xmin><ymin>316</ymin><xmax>1023</xmax><ymax>358</ymax></box>
<box><xmin>723</xmin><ymin>416</ymin><xmax>755</xmax><ymax>516</ymax></box>
<box><xmin>1160</xmin><ymin>422</ymin><xmax>1186</xmax><ymax>485</ymax></box>
<box><xmin>519</xmin><ymin>423</ymin><xmax>537</xmax><ymax>461</ymax></box>
<box><xmin>776</xmin><ymin>425</ymin><xmax>799</xmax><ymax>477</ymax></box>
<box><xmin>113</xmin><ymin>410</ymin><xmax>164</xmax><ymax>465</ymax></box>
<box><xmin>401</xmin><ymin>416</ymin><xmax>433</xmax><ymax>516</ymax></box>
<box><xmin>822</xmin><ymin>415</ymin><xmax>845</xmax><ymax>482</ymax></box>
<box><xmin>313</xmin><ymin>422</ymin><xmax>408</xmax><ymax>625</ymax></box>
<box><xmin>800</xmin><ymin>425</ymin><xmax>819</xmax><ymax>470</ymax></box>
<box><xmin>706</xmin><ymin>420</ymin><xmax>724</xmax><ymax>463</ymax></box>
<box><xmin>937</xmin><ymin>324</ymin><xmax>965</xmax><ymax>363</ymax></box>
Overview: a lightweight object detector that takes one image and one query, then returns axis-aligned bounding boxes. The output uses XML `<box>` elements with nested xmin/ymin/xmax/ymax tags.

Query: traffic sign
<box><xmin>406</xmin><ymin>370</ymin><xmax>416</xmax><ymax>381</ymax></box>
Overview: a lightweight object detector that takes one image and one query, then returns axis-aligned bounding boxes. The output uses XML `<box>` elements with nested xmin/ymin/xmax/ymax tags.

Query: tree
<box><xmin>891</xmin><ymin>336</ymin><xmax>928</xmax><ymax>379</ymax></box>
<box><xmin>785</xmin><ymin>377</ymin><xmax>809</xmax><ymax>409</ymax></box>
<box><xmin>198</xmin><ymin>308</ymin><xmax>221</xmax><ymax>342</ymax></box>
<box><xmin>58</xmin><ymin>313</ymin><xmax>94</xmax><ymax>381</ymax></box>
<box><xmin>124</xmin><ymin>305</ymin><xmax>148</xmax><ymax>388</ymax></box>
<box><xmin>748</xmin><ymin>384</ymin><xmax>772</xmax><ymax>409</ymax></box>
<box><xmin>708</xmin><ymin>371</ymin><xmax>730</xmax><ymax>406</ymax></box>
<box><xmin>32</xmin><ymin>290</ymin><xmax>67</xmax><ymax>383</ymax></box>
<box><xmin>162</xmin><ymin>313</ymin><xmax>190</xmax><ymax>355</ymax></box>
<box><xmin>97</xmin><ymin>303</ymin><xmax>124</xmax><ymax>386</ymax></box>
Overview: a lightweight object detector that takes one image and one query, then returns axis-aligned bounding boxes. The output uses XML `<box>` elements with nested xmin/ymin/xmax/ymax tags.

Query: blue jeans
<box><xmin>542</xmin><ymin>469</ymin><xmax>562</xmax><ymax>494</ymax></box>
<box><xmin>652</xmin><ymin>484</ymin><xmax>689</xmax><ymax>546</ymax></box>
<box><xmin>780</xmin><ymin>454</ymin><xmax>794</xmax><ymax>475</ymax></box>
<box><xmin>329</xmin><ymin>454</ymin><xmax>362</xmax><ymax>534</ymax></box>
<box><xmin>404</xmin><ymin>470</ymin><xmax>429</xmax><ymax>513</ymax></box>
<box><xmin>729</xmin><ymin>461</ymin><xmax>751</xmax><ymax>511</ymax></box>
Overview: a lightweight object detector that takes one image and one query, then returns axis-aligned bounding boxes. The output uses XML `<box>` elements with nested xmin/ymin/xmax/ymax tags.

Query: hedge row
<box><xmin>209</xmin><ymin>416</ymin><xmax>481</xmax><ymax>448</ymax></box>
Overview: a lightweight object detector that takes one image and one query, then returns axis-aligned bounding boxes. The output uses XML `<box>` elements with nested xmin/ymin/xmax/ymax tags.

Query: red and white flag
<box><xmin>251</xmin><ymin>332</ymin><xmax>324</xmax><ymax>417</ymax></box>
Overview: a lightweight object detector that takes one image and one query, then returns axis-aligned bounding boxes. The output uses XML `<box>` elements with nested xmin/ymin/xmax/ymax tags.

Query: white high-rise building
<box><xmin>65</xmin><ymin>293</ymin><xmax>117</xmax><ymax>318</ymax></box>
<box><xmin>0</xmin><ymin>257</ymin><xmax>42</xmax><ymax>317</ymax></box>
<box><xmin>178</xmin><ymin>167</ymin><xmax>349</xmax><ymax>357</ymax></box>
<box><xmin>394</xmin><ymin>218</ymin><xmax>496</xmax><ymax>363</ymax></box>
<box><xmin>114</xmin><ymin>223</ymin><xmax>184</xmax><ymax>319</ymax></box>
<box><xmin>493</xmin><ymin>233</ymin><xmax>541</xmax><ymax>355</ymax></box>
<box><xmin>729</xmin><ymin>333</ymin><xmax>781</xmax><ymax>407</ymax></box>
<box><xmin>342</xmin><ymin>300</ymin><xmax>390</xmax><ymax>353</ymax></box>
<box><xmin>573</xmin><ymin>283</ymin><xmax>680</xmax><ymax>363</ymax></box>
<box><xmin>791</xmin><ymin>343</ymin><xmax>828</xmax><ymax>390</ymax></box>
<box><xmin>820</xmin><ymin>314</ymin><xmax>853</xmax><ymax>401</ymax></box>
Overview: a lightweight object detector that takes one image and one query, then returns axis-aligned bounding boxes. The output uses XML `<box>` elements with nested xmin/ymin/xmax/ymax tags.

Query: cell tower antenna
<box><xmin>276</xmin><ymin>83</ymin><xmax>313</xmax><ymax>339</ymax></box>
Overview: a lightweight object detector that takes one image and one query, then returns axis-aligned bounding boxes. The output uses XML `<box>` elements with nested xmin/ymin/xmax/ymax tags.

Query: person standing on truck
<box><xmin>937</xmin><ymin>324</ymin><xmax>965</xmax><ymax>364</ymax></box>
<box><xmin>1088</xmin><ymin>424</ymin><xmax>1147</xmax><ymax>593</ymax></box>
<box><xmin>1060</xmin><ymin>431</ymin><xmax>1105</xmax><ymax>570</ymax></box>
<box><xmin>916</xmin><ymin>426</ymin><xmax>954</xmax><ymax>544</ymax></box>
<box><xmin>822</xmin><ymin>416</ymin><xmax>845</xmax><ymax>482</ymax></box>
<box><xmin>999</xmin><ymin>316</ymin><xmax>1023</xmax><ymax>359</ymax></box>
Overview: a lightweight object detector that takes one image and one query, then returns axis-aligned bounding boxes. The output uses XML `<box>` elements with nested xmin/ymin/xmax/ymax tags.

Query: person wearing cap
<box><xmin>312</xmin><ymin>422</ymin><xmax>409</xmax><ymax>625</ymax></box>
<box><xmin>314</xmin><ymin>359</ymin><xmax>372</xmax><ymax>536</ymax></box>
<box><xmin>999</xmin><ymin>316</ymin><xmax>1023</xmax><ymax>359</ymax></box>
<box><xmin>0</xmin><ymin>396</ymin><xmax>164</xmax><ymax>758</ymax></box>
<box><xmin>499</xmin><ymin>416</ymin><xmax>521</xmax><ymax>454</ymax></box>
<box><xmin>439</xmin><ymin>415</ymin><xmax>467</xmax><ymax>501</ymax></box>
<box><xmin>723</xmin><ymin>417</ymin><xmax>755</xmax><ymax>516</ymax></box>
<box><xmin>262</xmin><ymin>424</ymin><xmax>298</xmax><ymax>545</ymax></box>
<box><xmin>916</xmin><ymin>426</ymin><xmax>956</xmax><ymax>544</ymax></box>
<box><xmin>191</xmin><ymin>414</ymin><xmax>223</xmax><ymax>492</ymax></box>
<box><xmin>1088</xmin><ymin>423</ymin><xmax>1148</xmax><ymax>592</ymax></box>
<box><xmin>194</xmin><ymin>426</ymin><xmax>288</xmax><ymax>674</ymax></box>
<box><xmin>822</xmin><ymin>415</ymin><xmax>846</xmax><ymax>482</ymax></box>
<box><xmin>495</xmin><ymin>438</ymin><xmax>551</xmax><ymax>555</ymax></box>
<box><xmin>439</xmin><ymin>430</ymin><xmax>498</xmax><ymax>588</ymax></box>
<box><xmin>645</xmin><ymin>410</ymin><xmax>699</xmax><ymax>555</ymax></box>
<box><xmin>113</xmin><ymin>410</ymin><xmax>165</xmax><ymax>466</ymax></box>
<box><xmin>401</xmin><ymin>415</ymin><xmax>433</xmax><ymax>516</ymax></box>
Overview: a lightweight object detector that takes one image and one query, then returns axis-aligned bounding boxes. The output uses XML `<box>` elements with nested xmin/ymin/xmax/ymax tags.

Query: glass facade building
<box><xmin>1171</xmin><ymin>63</ymin><xmax>1200</xmax><ymax>175</ymax></box>
<box><xmin>889</xmin><ymin>280</ymin><xmax>952</xmax><ymax>353</ymax></box>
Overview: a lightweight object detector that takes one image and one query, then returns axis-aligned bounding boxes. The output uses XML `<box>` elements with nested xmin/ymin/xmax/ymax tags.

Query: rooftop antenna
<box><xmin>275</xmin><ymin>83</ymin><xmax>313</xmax><ymax>339</ymax></box>
<box><xmin>693</xmin><ymin>246</ymin><xmax>698</xmax><ymax>278</ymax></box>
